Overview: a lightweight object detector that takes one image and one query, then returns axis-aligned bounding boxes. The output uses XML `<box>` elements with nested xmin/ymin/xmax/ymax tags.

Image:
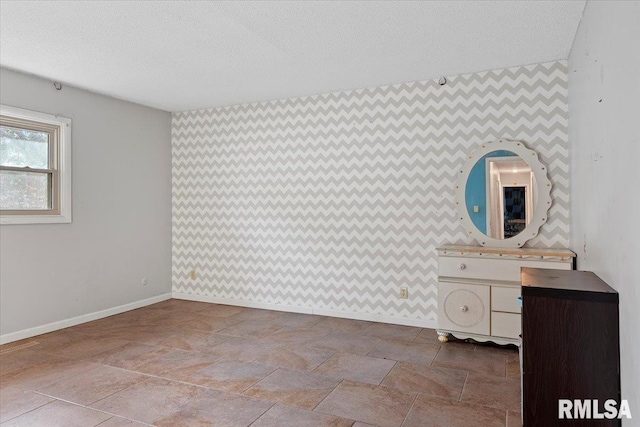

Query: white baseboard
<box><xmin>172</xmin><ymin>292</ymin><xmax>437</xmax><ymax>330</ymax></box>
<box><xmin>0</xmin><ymin>293</ymin><xmax>172</xmax><ymax>345</ymax></box>
<box><xmin>171</xmin><ymin>293</ymin><xmax>314</xmax><ymax>314</ymax></box>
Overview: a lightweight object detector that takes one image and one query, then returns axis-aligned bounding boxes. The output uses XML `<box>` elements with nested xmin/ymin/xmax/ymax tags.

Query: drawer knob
<box><xmin>460</xmin><ymin>305</ymin><xmax>468</xmax><ymax>312</ymax></box>
<box><xmin>458</xmin><ymin>263</ymin><xmax>467</xmax><ymax>270</ymax></box>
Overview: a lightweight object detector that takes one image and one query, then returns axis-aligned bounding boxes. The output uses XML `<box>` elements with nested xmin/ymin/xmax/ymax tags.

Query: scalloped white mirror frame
<box><xmin>455</xmin><ymin>139</ymin><xmax>552</xmax><ymax>248</ymax></box>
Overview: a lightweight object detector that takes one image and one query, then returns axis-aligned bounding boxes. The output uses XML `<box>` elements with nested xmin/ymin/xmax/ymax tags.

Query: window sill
<box><xmin>1</xmin><ymin>212</ymin><xmax>71</xmax><ymax>225</ymax></box>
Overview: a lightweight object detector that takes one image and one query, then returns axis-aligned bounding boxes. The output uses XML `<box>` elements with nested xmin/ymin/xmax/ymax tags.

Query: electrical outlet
<box><xmin>399</xmin><ymin>286</ymin><xmax>408</xmax><ymax>299</ymax></box>
<box><xmin>190</xmin><ymin>269</ymin><xmax>197</xmax><ymax>280</ymax></box>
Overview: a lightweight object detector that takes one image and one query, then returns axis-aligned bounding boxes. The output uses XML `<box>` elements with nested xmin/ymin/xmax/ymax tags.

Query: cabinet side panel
<box><xmin>522</xmin><ymin>295</ymin><xmax>620</xmax><ymax>426</ymax></box>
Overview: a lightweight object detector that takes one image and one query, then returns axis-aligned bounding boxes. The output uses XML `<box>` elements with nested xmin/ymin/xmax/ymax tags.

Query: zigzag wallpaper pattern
<box><xmin>172</xmin><ymin>60</ymin><xmax>569</xmax><ymax>326</ymax></box>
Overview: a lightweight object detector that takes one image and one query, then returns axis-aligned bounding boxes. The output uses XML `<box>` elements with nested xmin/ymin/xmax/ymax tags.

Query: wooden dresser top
<box><xmin>437</xmin><ymin>245</ymin><xmax>576</xmax><ymax>258</ymax></box>
<box><xmin>521</xmin><ymin>267</ymin><xmax>618</xmax><ymax>302</ymax></box>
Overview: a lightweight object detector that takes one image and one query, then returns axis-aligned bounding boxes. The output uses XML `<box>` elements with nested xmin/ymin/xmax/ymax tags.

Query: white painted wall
<box><xmin>568</xmin><ymin>1</ymin><xmax>640</xmax><ymax>421</ymax></box>
<box><xmin>0</xmin><ymin>68</ymin><xmax>172</xmax><ymax>341</ymax></box>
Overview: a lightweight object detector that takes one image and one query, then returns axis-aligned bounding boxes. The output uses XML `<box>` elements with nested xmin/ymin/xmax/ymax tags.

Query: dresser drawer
<box><xmin>439</xmin><ymin>256</ymin><xmax>571</xmax><ymax>282</ymax></box>
<box><xmin>438</xmin><ymin>281</ymin><xmax>490</xmax><ymax>335</ymax></box>
<box><xmin>491</xmin><ymin>312</ymin><xmax>521</xmax><ymax>339</ymax></box>
<box><xmin>491</xmin><ymin>286</ymin><xmax>521</xmax><ymax>313</ymax></box>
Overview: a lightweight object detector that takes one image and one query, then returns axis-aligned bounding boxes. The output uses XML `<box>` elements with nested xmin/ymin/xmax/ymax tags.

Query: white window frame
<box><xmin>0</xmin><ymin>105</ymin><xmax>72</xmax><ymax>225</ymax></box>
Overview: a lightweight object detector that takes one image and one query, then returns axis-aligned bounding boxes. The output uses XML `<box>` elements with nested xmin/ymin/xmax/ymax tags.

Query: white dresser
<box><xmin>436</xmin><ymin>245</ymin><xmax>575</xmax><ymax>345</ymax></box>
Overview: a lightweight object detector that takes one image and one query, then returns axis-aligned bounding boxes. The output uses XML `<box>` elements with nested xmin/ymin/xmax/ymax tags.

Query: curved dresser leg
<box><xmin>437</xmin><ymin>330</ymin><xmax>450</xmax><ymax>343</ymax></box>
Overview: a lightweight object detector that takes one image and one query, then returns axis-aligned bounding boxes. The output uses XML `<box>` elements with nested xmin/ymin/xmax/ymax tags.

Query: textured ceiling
<box><xmin>0</xmin><ymin>1</ymin><xmax>585</xmax><ymax>112</ymax></box>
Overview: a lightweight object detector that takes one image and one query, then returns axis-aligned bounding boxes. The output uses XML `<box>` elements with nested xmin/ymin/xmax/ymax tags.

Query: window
<box><xmin>0</xmin><ymin>105</ymin><xmax>71</xmax><ymax>224</ymax></box>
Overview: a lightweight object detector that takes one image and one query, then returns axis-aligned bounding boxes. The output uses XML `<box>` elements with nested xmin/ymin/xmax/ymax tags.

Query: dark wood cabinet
<box><xmin>521</xmin><ymin>268</ymin><xmax>620</xmax><ymax>426</ymax></box>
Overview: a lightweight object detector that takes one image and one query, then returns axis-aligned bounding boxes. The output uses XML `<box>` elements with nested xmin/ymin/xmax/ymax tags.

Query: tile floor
<box><xmin>0</xmin><ymin>299</ymin><xmax>521</xmax><ymax>426</ymax></box>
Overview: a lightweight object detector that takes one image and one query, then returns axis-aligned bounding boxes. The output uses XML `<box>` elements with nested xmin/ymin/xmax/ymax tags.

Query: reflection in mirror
<box><xmin>465</xmin><ymin>150</ymin><xmax>537</xmax><ymax>240</ymax></box>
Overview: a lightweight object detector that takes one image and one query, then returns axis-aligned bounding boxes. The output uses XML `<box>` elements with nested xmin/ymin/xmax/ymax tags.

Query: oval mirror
<box><xmin>455</xmin><ymin>139</ymin><xmax>552</xmax><ymax>248</ymax></box>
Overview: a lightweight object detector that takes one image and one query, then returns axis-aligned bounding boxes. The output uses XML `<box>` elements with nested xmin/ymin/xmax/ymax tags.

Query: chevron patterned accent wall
<box><xmin>172</xmin><ymin>60</ymin><xmax>569</xmax><ymax>327</ymax></box>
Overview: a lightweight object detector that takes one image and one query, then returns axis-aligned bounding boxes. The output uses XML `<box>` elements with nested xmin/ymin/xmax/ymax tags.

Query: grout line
<box><xmin>0</xmin><ymin>393</ymin><xmax>53</xmax><ymax>424</ymax></box>
<box><xmin>430</xmin><ymin>343</ymin><xmax>443</xmax><ymax>366</ymax></box>
<box><xmin>246</xmin><ymin>402</ymin><xmax>276</xmax><ymax>427</ymax></box>
<box><xmin>30</xmin><ymin>394</ymin><xmax>155</xmax><ymax>426</ymax></box>
<box><xmin>504</xmin><ymin>354</ymin><xmax>508</xmax><ymax>378</ymax></box>
<box><xmin>377</xmin><ymin>360</ymin><xmax>398</xmax><ymax>385</ymax></box>
<box><xmin>458</xmin><ymin>371</ymin><xmax>470</xmax><ymax>401</ymax></box>
<box><xmin>400</xmin><ymin>391</ymin><xmax>420</xmax><ymax>427</ymax></box>
<box><xmin>237</xmin><ymin>366</ymin><xmax>280</xmax><ymax>394</ymax></box>
<box><xmin>32</xmin><ymin>368</ymin><xmax>278</xmax><ymax>425</ymax></box>
<box><xmin>311</xmin><ymin>379</ymin><xmax>345</xmax><ymax>412</ymax></box>
<box><xmin>411</xmin><ymin>328</ymin><xmax>421</xmax><ymax>343</ymax></box>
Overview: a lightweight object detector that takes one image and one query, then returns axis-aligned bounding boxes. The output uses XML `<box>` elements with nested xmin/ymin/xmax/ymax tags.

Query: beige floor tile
<box><xmin>225</xmin><ymin>309</ymin><xmax>285</xmax><ymax>323</ymax></box>
<box><xmin>262</xmin><ymin>326</ymin><xmax>329</xmax><ymax>344</ymax></box>
<box><xmin>255</xmin><ymin>343</ymin><xmax>335</xmax><ymax>372</ymax></box>
<box><xmin>403</xmin><ymin>394</ymin><xmax>506</xmax><ymax>427</ymax></box>
<box><xmin>165</xmin><ymin>300</ymin><xmax>219</xmax><ymax>312</ymax></box>
<box><xmin>315</xmin><ymin>380</ymin><xmax>415</xmax><ymax>427</ymax></box>
<box><xmin>152</xmin><ymin>329</ymin><xmax>231</xmax><ymax>352</ymax></box>
<box><xmin>307</xmin><ymin>332</ymin><xmax>381</xmax><ymax>355</ymax></box>
<box><xmin>507</xmin><ymin>410</ymin><xmax>522</xmax><ymax>427</ymax></box>
<box><xmin>145</xmin><ymin>299</ymin><xmax>194</xmax><ymax>311</ymax></box>
<box><xmin>131</xmin><ymin>348</ymin><xmax>218</xmax><ymax>377</ymax></box>
<box><xmin>2</xmin><ymin>400</ymin><xmax>111</xmax><ymax>427</ymax></box>
<box><xmin>62</xmin><ymin>319</ymin><xmax>110</xmax><ymax>335</ymax></box>
<box><xmin>474</xmin><ymin>342</ymin><xmax>519</xmax><ymax>356</ymax></box>
<box><xmin>0</xmin><ymin>338</ymin><xmax>43</xmax><ymax>353</ymax></box>
<box><xmin>133</xmin><ymin>304</ymin><xmax>198</xmax><ymax>317</ymax></box>
<box><xmin>313</xmin><ymin>317</ymin><xmax>373</xmax><ymax>334</ymax></box>
<box><xmin>17</xmin><ymin>331</ymin><xmax>78</xmax><ymax>349</ymax></box>
<box><xmin>196</xmin><ymin>304</ymin><xmax>247</xmax><ymax>318</ymax></box>
<box><xmin>506</xmin><ymin>353</ymin><xmax>520</xmax><ymax>380</ymax></box>
<box><xmin>244</xmin><ymin>368</ymin><xmax>339</xmax><ymax>409</ymax></box>
<box><xmin>95</xmin><ymin>417</ymin><xmax>147</xmax><ymax>426</ymax></box>
<box><xmin>381</xmin><ymin>361</ymin><xmax>467</xmax><ymax>399</ymax></box>
<box><xmin>94</xmin><ymin>325</ymin><xmax>174</xmax><ymax>344</ymax></box>
<box><xmin>412</xmin><ymin>328</ymin><xmax>440</xmax><ymax>344</ymax></box>
<box><xmin>96</xmin><ymin>315</ymin><xmax>152</xmax><ymax>328</ymax></box>
<box><xmin>0</xmin><ymin>386</ymin><xmax>54</xmax><ymax>423</ymax></box>
<box><xmin>252</xmin><ymin>404</ymin><xmax>354</xmax><ymax>427</ymax></box>
<box><xmin>1</xmin><ymin>302</ymin><xmax>524</xmax><ymax>426</ymax></box>
<box><xmin>90</xmin><ymin>377</ymin><xmax>206</xmax><ymax>424</ymax></box>
<box><xmin>153</xmin><ymin>387</ymin><xmax>272</xmax><ymax>427</ymax></box>
<box><xmin>367</xmin><ymin>339</ymin><xmax>439</xmax><ymax>365</ymax></box>
<box><xmin>142</xmin><ymin>311</ymin><xmax>204</xmax><ymax>328</ymax></box>
<box><xmin>0</xmin><ymin>348</ymin><xmax>66</xmax><ymax>376</ymax></box>
<box><xmin>313</xmin><ymin>353</ymin><xmax>395</xmax><ymax>385</ymax></box>
<box><xmin>460</xmin><ymin>373</ymin><xmax>521</xmax><ymax>412</ymax></box>
<box><xmin>269</xmin><ymin>312</ymin><xmax>326</xmax><ymax>328</ymax></box>
<box><xmin>34</xmin><ymin>333</ymin><xmax>129</xmax><ymax>359</ymax></box>
<box><xmin>432</xmin><ymin>345</ymin><xmax>506</xmax><ymax>377</ymax></box>
<box><xmin>361</xmin><ymin>323</ymin><xmax>421</xmax><ymax>342</ymax></box>
<box><xmin>217</xmin><ymin>319</ymin><xmax>285</xmax><ymax>339</ymax></box>
<box><xmin>0</xmin><ymin>357</ymin><xmax>97</xmax><ymax>391</ymax></box>
<box><xmin>37</xmin><ymin>365</ymin><xmax>147</xmax><ymax>405</ymax></box>
<box><xmin>206</xmin><ymin>337</ymin><xmax>280</xmax><ymax>362</ymax></box>
<box><xmin>87</xmin><ymin>342</ymin><xmax>171</xmax><ymax>370</ymax></box>
<box><xmin>178</xmin><ymin>314</ymin><xmax>245</xmax><ymax>332</ymax></box>
<box><xmin>180</xmin><ymin>360</ymin><xmax>276</xmax><ymax>393</ymax></box>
